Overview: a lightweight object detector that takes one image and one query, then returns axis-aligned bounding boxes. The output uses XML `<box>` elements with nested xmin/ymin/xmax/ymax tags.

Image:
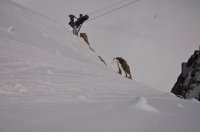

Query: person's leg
<box><xmin>69</xmin><ymin>15</ymin><xmax>75</xmax><ymax>28</ymax></box>
<box><xmin>73</xmin><ymin>26</ymin><xmax>78</xmax><ymax>36</ymax></box>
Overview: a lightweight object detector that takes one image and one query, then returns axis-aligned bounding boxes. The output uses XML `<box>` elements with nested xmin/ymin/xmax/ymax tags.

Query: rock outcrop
<box><xmin>79</xmin><ymin>33</ymin><xmax>132</xmax><ymax>79</ymax></box>
<box><xmin>80</xmin><ymin>33</ymin><xmax>90</xmax><ymax>45</ymax></box>
<box><xmin>98</xmin><ymin>56</ymin><xmax>107</xmax><ymax>66</ymax></box>
<box><xmin>109</xmin><ymin>57</ymin><xmax>132</xmax><ymax>79</ymax></box>
<box><xmin>80</xmin><ymin>33</ymin><xmax>106</xmax><ymax>66</ymax></box>
<box><xmin>171</xmin><ymin>48</ymin><xmax>200</xmax><ymax>101</ymax></box>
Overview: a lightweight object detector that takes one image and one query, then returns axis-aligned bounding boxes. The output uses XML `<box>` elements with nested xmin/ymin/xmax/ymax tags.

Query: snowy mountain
<box><xmin>0</xmin><ymin>1</ymin><xmax>200</xmax><ymax>132</ymax></box>
<box><xmin>11</xmin><ymin>0</ymin><xmax>200</xmax><ymax>92</ymax></box>
<box><xmin>172</xmin><ymin>48</ymin><xmax>200</xmax><ymax>101</ymax></box>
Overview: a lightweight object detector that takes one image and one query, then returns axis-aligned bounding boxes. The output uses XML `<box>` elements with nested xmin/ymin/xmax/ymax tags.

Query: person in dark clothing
<box><xmin>69</xmin><ymin>14</ymin><xmax>76</xmax><ymax>28</ymax></box>
<box><xmin>69</xmin><ymin>14</ymin><xmax>89</xmax><ymax>36</ymax></box>
<box><xmin>69</xmin><ymin>14</ymin><xmax>77</xmax><ymax>35</ymax></box>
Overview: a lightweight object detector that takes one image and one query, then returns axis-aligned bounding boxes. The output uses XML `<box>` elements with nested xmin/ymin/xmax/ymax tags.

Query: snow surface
<box><xmin>0</xmin><ymin>1</ymin><xmax>200</xmax><ymax>132</ymax></box>
<box><xmin>11</xmin><ymin>0</ymin><xmax>200</xmax><ymax>92</ymax></box>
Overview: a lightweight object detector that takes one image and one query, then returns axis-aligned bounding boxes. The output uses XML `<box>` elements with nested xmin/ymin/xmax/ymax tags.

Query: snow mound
<box><xmin>7</xmin><ymin>26</ymin><xmax>14</xmax><ymax>32</ymax></box>
<box><xmin>189</xmin><ymin>98</ymin><xmax>200</xmax><ymax>103</ymax></box>
<box><xmin>129</xmin><ymin>96</ymin><xmax>160</xmax><ymax>113</ymax></box>
<box><xmin>159</xmin><ymin>92</ymin><xmax>178</xmax><ymax>99</ymax></box>
<box><xmin>77</xmin><ymin>95</ymin><xmax>88</xmax><ymax>101</ymax></box>
<box><xmin>47</xmin><ymin>70</ymin><xmax>54</xmax><ymax>75</ymax></box>
<box><xmin>175</xmin><ymin>103</ymin><xmax>185</xmax><ymax>108</ymax></box>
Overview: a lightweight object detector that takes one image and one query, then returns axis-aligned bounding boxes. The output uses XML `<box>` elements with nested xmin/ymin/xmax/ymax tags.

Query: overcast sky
<box><xmin>10</xmin><ymin>0</ymin><xmax>200</xmax><ymax>92</ymax></box>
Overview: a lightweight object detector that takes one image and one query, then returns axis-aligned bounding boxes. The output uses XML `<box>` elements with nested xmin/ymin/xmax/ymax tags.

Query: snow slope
<box><xmin>0</xmin><ymin>1</ymin><xmax>200</xmax><ymax>132</ymax></box>
<box><xmin>11</xmin><ymin>0</ymin><xmax>200</xmax><ymax>93</ymax></box>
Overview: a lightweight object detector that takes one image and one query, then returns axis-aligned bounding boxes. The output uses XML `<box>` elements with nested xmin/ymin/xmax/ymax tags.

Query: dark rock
<box><xmin>171</xmin><ymin>74</ymin><xmax>184</xmax><ymax>95</ymax></box>
<box><xmin>90</xmin><ymin>47</ymin><xmax>95</xmax><ymax>52</ymax></box>
<box><xmin>80</xmin><ymin>33</ymin><xmax>90</xmax><ymax>45</ymax></box>
<box><xmin>171</xmin><ymin>48</ymin><xmax>200</xmax><ymax>101</ymax></box>
<box><xmin>80</xmin><ymin>33</ymin><xmax>106</xmax><ymax>66</ymax></box>
<box><xmin>115</xmin><ymin>57</ymin><xmax>132</xmax><ymax>79</ymax></box>
<box><xmin>197</xmin><ymin>93</ymin><xmax>200</xmax><ymax>101</ymax></box>
<box><xmin>191</xmin><ymin>68</ymin><xmax>200</xmax><ymax>78</ymax></box>
<box><xmin>186</xmin><ymin>50</ymin><xmax>199</xmax><ymax>67</ymax></box>
<box><xmin>98</xmin><ymin>56</ymin><xmax>107</xmax><ymax>66</ymax></box>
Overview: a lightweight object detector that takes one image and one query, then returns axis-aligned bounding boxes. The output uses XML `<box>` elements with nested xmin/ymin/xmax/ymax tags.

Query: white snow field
<box><xmin>0</xmin><ymin>1</ymin><xmax>200</xmax><ymax>132</ymax></box>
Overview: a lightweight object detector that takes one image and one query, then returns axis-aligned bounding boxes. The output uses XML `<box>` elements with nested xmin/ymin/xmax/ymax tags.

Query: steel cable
<box><xmin>87</xmin><ymin>0</ymin><xmax>139</xmax><ymax>22</ymax></box>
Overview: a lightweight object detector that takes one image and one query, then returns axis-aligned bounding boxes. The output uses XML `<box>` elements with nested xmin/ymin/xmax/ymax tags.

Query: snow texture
<box><xmin>7</xmin><ymin>25</ymin><xmax>14</xmax><ymax>32</ymax></box>
<box><xmin>0</xmin><ymin>1</ymin><xmax>200</xmax><ymax>132</ymax></box>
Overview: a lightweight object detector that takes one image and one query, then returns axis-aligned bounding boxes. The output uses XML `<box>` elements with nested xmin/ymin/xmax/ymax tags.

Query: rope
<box><xmin>87</xmin><ymin>0</ymin><xmax>139</xmax><ymax>22</ymax></box>
<box><xmin>88</xmin><ymin>0</ymin><xmax>131</xmax><ymax>15</ymax></box>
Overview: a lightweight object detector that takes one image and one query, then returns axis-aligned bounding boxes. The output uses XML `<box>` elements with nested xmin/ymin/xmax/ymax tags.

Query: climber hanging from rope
<box><xmin>69</xmin><ymin>14</ymin><xmax>89</xmax><ymax>36</ymax></box>
<box><xmin>68</xmin><ymin>0</ymin><xmax>139</xmax><ymax>35</ymax></box>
